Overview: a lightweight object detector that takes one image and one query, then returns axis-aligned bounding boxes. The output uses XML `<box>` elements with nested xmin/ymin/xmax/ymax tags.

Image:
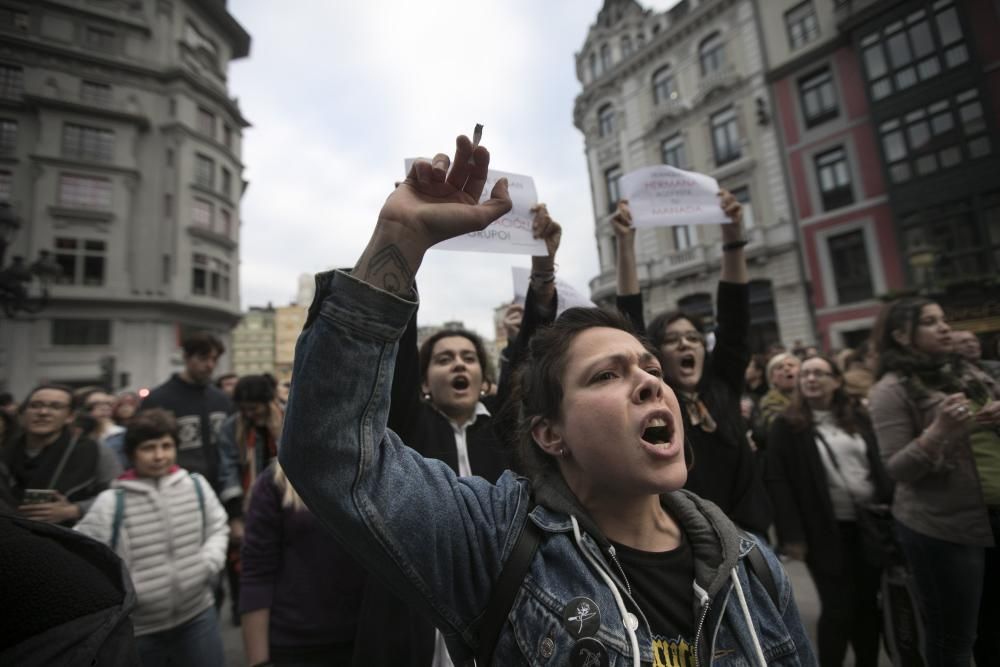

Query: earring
<box><xmin>480</xmin><ymin>388</ymin><xmax>487</xmax><ymax>397</ymax></box>
<box><xmin>422</xmin><ymin>392</ymin><xmax>431</xmax><ymax>401</ymax></box>
<box><xmin>558</xmin><ymin>447</ymin><xmax>569</xmax><ymax>458</ymax></box>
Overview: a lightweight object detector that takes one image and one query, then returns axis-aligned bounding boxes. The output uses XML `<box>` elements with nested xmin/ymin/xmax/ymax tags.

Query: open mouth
<box><xmin>642</xmin><ymin>414</ymin><xmax>675</xmax><ymax>445</ymax></box>
<box><xmin>679</xmin><ymin>354</ymin><xmax>696</xmax><ymax>371</ymax></box>
<box><xmin>451</xmin><ymin>376</ymin><xmax>470</xmax><ymax>390</ymax></box>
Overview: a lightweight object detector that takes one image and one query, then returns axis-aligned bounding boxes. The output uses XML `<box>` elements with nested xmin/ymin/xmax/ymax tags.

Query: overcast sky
<box><xmin>229</xmin><ymin>0</ymin><xmax>680</xmax><ymax>338</ymax></box>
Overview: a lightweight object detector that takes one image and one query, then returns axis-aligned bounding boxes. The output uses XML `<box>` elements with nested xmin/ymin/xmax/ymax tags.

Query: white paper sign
<box><xmin>512</xmin><ymin>267</ymin><xmax>596</xmax><ymax>316</ymax></box>
<box><xmin>619</xmin><ymin>165</ymin><xmax>727</xmax><ymax>228</ymax></box>
<box><xmin>403</xmin><ymin>159</ymin><xmax>546</xmax><ymax>255</ymax></box>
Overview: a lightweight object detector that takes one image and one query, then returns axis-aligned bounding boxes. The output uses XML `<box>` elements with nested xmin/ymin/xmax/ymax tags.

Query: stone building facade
<box><xmin>232</xmin><ymin>304</ymin><xmax>274</xmax><ymax>377</ymax></box>
<box><xmin>0</xmin><ymin>0</ymin><xmax>250</xmax><ymax>396</ymax></box>
<box><xmin>575</xmin><ymin>0</ymin><xmax>815</xmax><ymax>352</ymax></box>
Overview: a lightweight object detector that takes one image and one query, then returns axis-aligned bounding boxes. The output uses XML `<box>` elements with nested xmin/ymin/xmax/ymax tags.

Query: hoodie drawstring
<box><xmin>571</xmin><ymin>516</ymin><xmax>640</xmax><ymax>667</ymax></box>
<box><xmin>730</xmin><ymin>569</ymin><xmax>767</xmax><ymax>667</ymax></box>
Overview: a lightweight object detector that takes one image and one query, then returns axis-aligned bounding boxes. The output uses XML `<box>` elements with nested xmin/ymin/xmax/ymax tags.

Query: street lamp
<box><xmin>0</xmin><ymin>202</ymin><xmax>62</xmax><ymax>317</ymax></box>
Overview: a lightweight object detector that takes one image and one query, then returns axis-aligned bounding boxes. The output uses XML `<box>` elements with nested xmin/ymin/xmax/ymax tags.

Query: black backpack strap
<box><xmin>746</xmin><ymin>542</ymin><xmax>780</xmax><ymax>609</ymax></box>
<box><xmin>475</xmin><ymin>517</ymin><xmax>542</xmax><ymax>666</ymax></box>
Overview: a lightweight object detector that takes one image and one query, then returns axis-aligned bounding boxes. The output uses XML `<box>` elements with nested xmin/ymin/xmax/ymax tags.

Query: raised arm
<box><xmin>611</xmin><ymin>200</ymin><xmax>646</xmax><ymax>334</ymax></box>
<box><xmin>718</xmin><ymin>189</ymin><xmax>747</xmax><ymax>285</ymax></box>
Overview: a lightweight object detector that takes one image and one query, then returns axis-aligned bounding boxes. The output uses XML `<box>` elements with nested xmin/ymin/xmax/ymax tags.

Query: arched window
<box><xmin>699</xmin><ymin>32</ymin><xmax>725</xmax><ymax>75</ymax></box>
<box><xmin>637</xmin><ymin>32</ymin><xmax>646</xmax><ymax>48</ymax></box>
<box><xmin>622</xmin><ymin>36</ymin><xmax>633</xmax><ymax>57</ymax></box>
<box><xmin>678</xmin><ymin>293</ymin><xmax>714</xmax><ymax>329</ymax></box>
<box><xmin>748</xmin><ymin>280</ymin><xmax>780</xmax><ymax>353</ymax></box>
<box><xmin>598</xmin><ymin>104</ymin><xmax>615</xmax><ymax>138</ymax></box>
<box><xmin>652</xmin><ymin>66</ymin><xmax>676</xmax><ymax>104</ymax></box>
<box><xmin>589</xmin><ymin>53</ymin><xmax>598</xmax><ymax>81</ymax></box>
<box><xmin>600</xmin><ymin>44</ymin><xmax>612</xmax><ymax>72</ymax></box>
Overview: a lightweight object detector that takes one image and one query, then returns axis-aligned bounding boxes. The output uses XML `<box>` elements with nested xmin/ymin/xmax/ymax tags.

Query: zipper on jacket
<box><xmin>606</xmin><ymin>545</ymin><xmax>632</xmax><ymax>597</ymax></box>
<box><xmin>691</xmin><ymin>592</ymin><xmax>712</xmax><ymax>667</ymax></box>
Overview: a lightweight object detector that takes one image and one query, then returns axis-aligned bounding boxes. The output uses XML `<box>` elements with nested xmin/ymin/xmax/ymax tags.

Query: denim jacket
<box><xmin>280</xmin><ymin>270</ymin><xmax>816</xmax><ymax>667</ymax></box>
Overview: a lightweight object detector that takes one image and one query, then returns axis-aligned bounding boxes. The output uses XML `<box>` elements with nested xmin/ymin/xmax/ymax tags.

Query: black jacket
<box><xmin>765</xmin><ymin>414</ymin><xmax>893</xmax><ymax>574</ymax></box>
<box><xmin>618</xmin><ymin>282</ymin><xmax>773</xmax><ymax>535</ymax></box>
<box><xmin>140</xmin><ymin>374</ymin><xmax>233</xmax><ymax>489</ymax></box>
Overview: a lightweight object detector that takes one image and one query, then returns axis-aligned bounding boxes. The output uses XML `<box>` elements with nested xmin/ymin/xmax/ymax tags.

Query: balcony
<box><xmin>693</xmin><ymin>65</ymin><xmax>740</xmax><ymax>106</ymax></box>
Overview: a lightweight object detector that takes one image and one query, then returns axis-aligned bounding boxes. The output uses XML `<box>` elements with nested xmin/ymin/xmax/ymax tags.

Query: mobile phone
<box><xmin>23</xmin><ymin>489</ymin><xmax>59</xmax><ymax>504</ymax></box>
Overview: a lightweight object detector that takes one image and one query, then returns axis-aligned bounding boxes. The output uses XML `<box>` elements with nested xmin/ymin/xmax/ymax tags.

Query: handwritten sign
<box><xmin>512</xmin><ymin>267</ymin><xmax>596</xmax><ymax>316</ymax></box>
<box><xmin>403</xmin><ymin>159</ymin><xmax>546</xmax><ymax>255</ymax></box>
<box><xmin>619</xmin><ymin>165</ymin><xmax>727</xmax><ymax>228</ymax></box>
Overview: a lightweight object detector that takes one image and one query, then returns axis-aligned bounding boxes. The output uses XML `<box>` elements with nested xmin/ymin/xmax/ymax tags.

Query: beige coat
<box><xmin>869</xmin><ymin>368</ymin><xmax>998</xmax><ymax>547</ymax></box>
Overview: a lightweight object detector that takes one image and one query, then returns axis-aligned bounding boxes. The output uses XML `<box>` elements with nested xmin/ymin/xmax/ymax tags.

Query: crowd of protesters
<box><xmin>2</xmin><ymin>134</ymin><xmax>1000</xmax><ymax>667</ymax></box>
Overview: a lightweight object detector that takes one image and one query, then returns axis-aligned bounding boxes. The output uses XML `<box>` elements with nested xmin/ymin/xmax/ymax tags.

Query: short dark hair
<box><xmin>181</xmin><ymin>332</ymin><xmax>225</xmax><ymax>358</ymax></box>
<box><xmin>22</xmin><ymin>384</ymin><xmax>75</xmax><ymax>413</ymax></box>
<box><xmin>124</xmin><ymin>409</ymin><xmax>177</xmax><ymax>459</ymax></box>
<box><xmin>512</xmin><ymin>307</ymin><xmax>651</xmax><ymax>479</ymax></box>
<box><xmin>0</xmin><ymin>392</ymin><xmax>14</xmax><ymax>407</ymax></box>
<box><xmin>647</xmin><ymin>310</ymin><xmax>706</xmax><ymax>351</ymax></box>
<box><xmin>418</xmin><ymin>329</ymin><xmax>495</xmax><ymax>386</ymax></box>
<box><xmin>233</xmin><ymin>374</ymin><xmax>276</xmax><ymax>404</ymax></box>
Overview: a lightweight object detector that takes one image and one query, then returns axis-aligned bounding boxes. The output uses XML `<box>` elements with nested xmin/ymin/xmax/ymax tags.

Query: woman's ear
<box><xmin>891</xmin><ymin>328</ymin><xmax>909</xmax><ymax>347</ymax></box>
<box><xmin>530</xmin><ymin>416</ymin><xmax>564</xmax><ymax>457</ymax></box>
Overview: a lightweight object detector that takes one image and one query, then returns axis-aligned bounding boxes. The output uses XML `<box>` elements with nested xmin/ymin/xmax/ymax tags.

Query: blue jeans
<box><xmin>135</xmin><ymin>607</ymin><xmax>224</xmax><ymax>667</ymax></box>
<box><xmin>895</xmin><ymin>521</ymin><xmax>984</xmax><ymax>667</ymax></box>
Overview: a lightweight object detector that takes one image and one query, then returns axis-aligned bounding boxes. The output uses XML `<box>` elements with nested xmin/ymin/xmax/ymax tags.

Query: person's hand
<box><xmin>974</xmin><ymin>399</ymin><xmax>1000</xmax><ymax>426</ymax></box>
<box><xmin>530</xmin><ymin>204</ymin><xmax>562</xmax><ymax>260</ymax></box>
<box><xmin>377</xmin><ymin>135</ymin><xmax>511</xmax><ymax>252</ymax></box>
<box><xmin>718</xmin><ymin>189</ymin><xmax>743</xmax><ymax>230</ymax></box>
<box><xmin>926</xmin><ymin>392</ymin><xmax>973</xmax><ymax>440</ymax></box>
<box><xmin>18</xmin><ymin>493</ymin><xmax>80</xmax><ymax>523</ymax></box>
<box><xmin>229</xmin><ymin>518</ymin><xmax>245</xmax><ymax>543</ymax></box>
<box><xmin>782</xmin><ymin>542</ymin><xmax>807</xmax><ymax>561</ymax></box>
<box><xmin>740</xmin><ymin>397</ymin><xmax>753</xmax><ymax>420</ymax></box>
<box><xmin>610</xmin><ymin>199</ymin><xmax>635</xmax><ymax>242</ymax></box>
<box><xmin>503</xmin><ymin>304</ymin><xmax>523</xmax><ymax>340</ymax></box>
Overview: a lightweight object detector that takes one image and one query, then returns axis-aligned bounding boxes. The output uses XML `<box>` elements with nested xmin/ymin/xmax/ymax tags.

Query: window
<box><xmin>652</xmin><ymin>66</ymin><xmax>676</xmax><ymax>105</ymax></box>
<box><xmin>220</xmin><ymin>209</ymin><xmax>232</xmax><ymax>236</ymax></box>
<box><xmin>711</xmin><ymin>107</ymin><xmax>741</xmax><ymax>165</ymax></box>
<box><xmin>84</xmin><ymin>26</ymin><xmax>116</xmax><ymax>53</ymax></box>
<box><xmin>673</xmin><ymin>225</ymin><xmax>692</xmax><ymax>250</ymax></box>
<box><xmin>605</xmin><ymin>166</ymin><xmax>622</xmax><ymax>213</ymax></box>
<box><xmin>184</xmin><ymin>21</ymin><xmax>219</xmax><ymax>68</ymax></box>
<box><xmin>80</xmin><ymin>80</ymin><xmax>111</xmax><ymax>105</ymax></box>
<box><xmin>799</xmin><ymin>68</ymin><xmax>838</xmax><ymax>127</ymax></box>
<box><xmin>598</xmin><ymin>104</ymin><xmax>615</xmax><ymax>138</ymax></box>
<box><xmin>54</xmin><ymin>237</ymin><xmax>106</xmax><ymax>286</ymax></box>
<box><xmin>192</xmin><ymin>253</ymin><xmax>230</xmax><ymax>299</ymax></box>
<box><xmin>0</xmin><ymin>118</ymin><xmax>15</xmax><ymax>153</ymax></box>
<box><xmin>197</xmin><ymin>107</ymin><xmax>215</xmax><ymax>138</ymax></box>
<box><xmin>62</xmin><ymin>124</ymin><xmax>114</xmax><ymax>162</ymax></box>
<box><xmin>600</xmin><ymin>44</ymin><xmax>612</xmax><ymax>72</ymax></box>
<box><xmin>878</xmin><ymin>88</ymin><xmax>988</xmax><ymax>184</ymax></box>
<box><xmin>192</xmin><ymin>198</ymin><xmax>213</xmax><ymax>228</ymax></box>
<box><xmin>0</xmin><ymin>64</ymin><xmax>22</xmax><ymax>99</ymax></box>
<box><xmin>815</xmin><ymin>147</ymin><xmax>854</xmax><ymax>211</ymax></box>
<box><xmin>828</xmin><ymin>229</ymin><xmax>874</xmax><ymax>303</ymax></box>
<box><xmin>0</xmin><ymin>170</ymin><xmax>10</xmax><ymax>200</ymax></box>
<box><xmin>678</xmin><ymin>293</ymin><xmax>713</xmax><ymax>326</ymax></box>
<box><xmin>661</xmin><ymin>134</ymin><xmax>685</xmax><ymax>168</ymax></box>
<box><xmin>731</xmin><ymin>186</ymin><xmax>754</xmax><ymax>229</ymax></box>
<box><xmin>58</xmin><ymin>174</ymin><xmax>112</xmax><ymax>209</ymax></box>
<box><xmin>699</xmin><ymin>33</ymin><xmax>725</xmax><ymax>76</ymax></box>
<box><xmin>163</xmin><ymin>193</ymin><xmax>173</xmax><ymax>217</ymax></box>
<box><xmin>589</xmin><ymin>53</ymin><xmax>598</xmax><ymax>81</ymax></box>
<box><xmin>195</xmin><ymin>154</ymin><xmax>215</xmax><ymax>188</ymax></box>
<box><xmin>785</xmin><ymin>1</ymin><xmax>820</xmax><ymax>50</ymax></box>
<box><xmin>748</xmin><ymin>280</ymin><xmax>780</xmax><ymax>353</ymax></box>
<box><xmin>861</xmin><ymin>2</ymin><xmax>964</xmax><ymax>101</ymax></box>
<box><xmin>0</xmin><ymin>7</ymin><xmax>29</xmax><ymax>32</ymax></box>
<box><xmin>221</xmin><ymin>168</ymin><xmax>232</xmax><ymax>199</ymax></box>
<box><xmin>900</xmin><ymin>196</ymin><xmax>993</xmax><ymax>283</ymax></box>
<box><xmin>223</xmin><ymin>124</ymin><xmax>233</xmax><ymax>150</ymax></box>
<box><xmin>621</xmin><ymin>36</ymin><xmax>633</xmax><ymax>57</ymax></box>
<box><xmin>166</xmin><ymin>148</ymin><xmax>174</xmax><ymax>167</ymax></box>
<box><xmin>51</xmin><ymin>319</ymin><xmax>111</xmax><ymax>346</ymax></box>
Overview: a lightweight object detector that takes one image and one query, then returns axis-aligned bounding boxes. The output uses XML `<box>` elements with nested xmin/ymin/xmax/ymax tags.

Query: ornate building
<box><xmin>0</xmin><ymin>0</ymin><xmax>250</xmax><ymax>396</ymax></box>
<box><xmin>575</xmin><ymin>0</ymin><xmax>815</xmax><ymax>352</ymax></box>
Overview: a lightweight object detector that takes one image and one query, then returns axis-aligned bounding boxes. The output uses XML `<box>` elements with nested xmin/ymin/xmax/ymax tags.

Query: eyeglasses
<box><xmin>661</xmin><ymin>331</ymin><xmax>705</xmax><ymax>347</ymax></box>
<box><xmin>86</xmin><ymin>400</ymin><xmax>113</xmax><ymax>409</ymax></box>
<box><xmin>801</xmin><ymin>369</ymin><xmax>834</xmax><ymax>379</ymax></box>
<box><xmin>27</xmin><ymin>401</ymin><xmax>71</xmax><ymax>412</ymax></box>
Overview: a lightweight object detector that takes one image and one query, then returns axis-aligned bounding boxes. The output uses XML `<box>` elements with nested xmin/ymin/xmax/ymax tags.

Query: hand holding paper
<box><xmin>619</xmin><ymin>165</ymin><xmax>730</xmax><ymax>228</ymax></box>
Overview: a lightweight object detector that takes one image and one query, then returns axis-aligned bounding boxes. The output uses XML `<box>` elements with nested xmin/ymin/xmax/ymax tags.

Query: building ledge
<box><xmin>30</xmin><ymin>154</ymin><xmax>141</xmax><ymax>178</ymax></box>
<box><xmin>48</xmin><ymin>205</ymin><xmax>115</xmax><ymax>222</ymax></box>
<box><xmin>188</xmin><ymin>225</ymin><xmax>237</xmax><ymax>250</ymax></box>
<box><xmin>24</xmin><ymin>92</ymin><xmax>151</xmax><ymax>130</ymax></box>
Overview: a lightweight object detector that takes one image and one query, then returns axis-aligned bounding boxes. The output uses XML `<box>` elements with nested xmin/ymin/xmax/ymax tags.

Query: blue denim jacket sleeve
<box><xmin>279</xmin><ymin>269</ymin><xmax>529</xmax><ymax>647</ymax></box>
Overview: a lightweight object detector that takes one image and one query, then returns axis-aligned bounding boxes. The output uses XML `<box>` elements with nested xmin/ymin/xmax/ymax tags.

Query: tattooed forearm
<box><xmin>357</xmin><ymin>244</ymin><xmax>413</xmax><ymax>294</ymax></box>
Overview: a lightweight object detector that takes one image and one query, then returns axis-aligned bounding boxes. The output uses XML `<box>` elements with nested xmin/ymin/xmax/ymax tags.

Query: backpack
<box><xmin>110</xmin><ymin>472</ymin><xmax>207</xmax><ymax>552</ymax></box>
<box><xmin>474</xmin><ymin>519</ymin><xmax>779</xmax><ymax>666</ymax></box>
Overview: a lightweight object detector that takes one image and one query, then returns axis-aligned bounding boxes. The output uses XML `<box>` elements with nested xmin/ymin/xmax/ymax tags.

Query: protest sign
<box><xmin>403</xmin><ymin>159</ymin><xmax>546</xmax><ymax>255</ymax></box>
<box><xmin>619</xmin><ymin>165</ymin><xmax>727</xmax><ymax>229</ymax></box>
<box><xmin>511</xmin><ymin>267</ymin><xmax>596</xmax><ymax>316</ymax></box>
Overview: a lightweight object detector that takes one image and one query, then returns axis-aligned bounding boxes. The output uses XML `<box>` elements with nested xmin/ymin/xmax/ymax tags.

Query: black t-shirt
<box><xmin>611</xmin><ymin>533</ymin><xmax>697</xmax><ymax>667</ymax></box>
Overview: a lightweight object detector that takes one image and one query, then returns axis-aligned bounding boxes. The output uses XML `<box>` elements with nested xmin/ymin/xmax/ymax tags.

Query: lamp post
<box><xmin>0</xmin><ymin>202</ymin><xmax>62</xmax><ymax>317</ymax></box>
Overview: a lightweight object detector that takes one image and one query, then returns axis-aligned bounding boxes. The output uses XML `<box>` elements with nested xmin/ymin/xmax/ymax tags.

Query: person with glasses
<box><xmin>754</xmin><ymin>352</ymin><xmax>803</xmax><ymax>451</ymax></box>
<box><xmin>611</xmin><ymin>198</ymin><xmax>773</xmax><ymax>536</ymax></box>
<box><xmin>3</xmin><ymin>384</ymin><xmax>112</xmax><ymax>525</ymax></box>
<box><xmin>766</xmin><ymin>356</ymin><xmax>892</xmax><ymax>666</ymax></box>
<box><xmin>76</xmin><ymin>388</ymin><xmax>126</xmax><ymax>447</ymax></box>
<box><xmin>869</xmin><ymin>298</ymin><xmax>1000</xmax><ymax>666</ymax></box>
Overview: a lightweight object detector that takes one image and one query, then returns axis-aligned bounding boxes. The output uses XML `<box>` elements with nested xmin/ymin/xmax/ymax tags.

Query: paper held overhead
<box><xmin>511</xmin><ymin>267</ymin><xmax>595</xmax><ymax>316</ymax></box>
<box><xmin>618</xmin><ymin>165</ymin><xmax>728</xmax><ymax>229</ymax></box>
<box><xmin>403</xmin><ymin>158</ymin><xmax>546</xmax><ymax>255</ymax></box>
